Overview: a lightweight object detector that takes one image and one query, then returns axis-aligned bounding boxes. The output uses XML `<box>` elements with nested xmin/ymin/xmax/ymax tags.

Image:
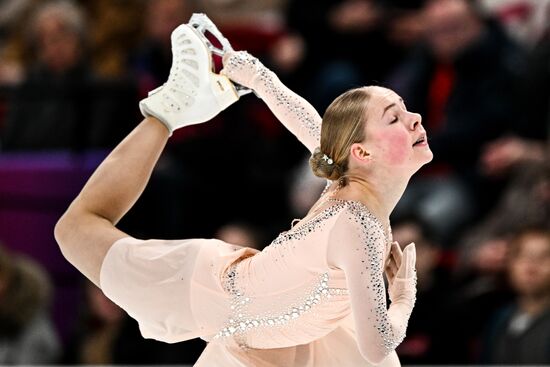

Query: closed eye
<box><xmin>390</xmin><ymin>116</ymin><xmax>398</xmax><ymax>124</ymax></box>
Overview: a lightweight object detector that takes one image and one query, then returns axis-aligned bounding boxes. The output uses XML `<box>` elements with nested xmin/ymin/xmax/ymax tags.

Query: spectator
<box><xmin>480</xmin><ymin>227</ymin><xmax>550</xmax><ymax>364</ymax></box>
<box><xmin>0</xmin><ymin>0</ymin><xmax>36</xmax><ymax>85</ymax></box>
<box><xmin>478</xmin><ymin>0</ymin><xmax>550</xmax><ymax>48</ymax></box>
<box><xmin>0</xmin><ymin>244</ymin><xmax>60</xmax><ymax>364</ymax></box>
<box><xmin>385</xmin><ymin>0</ymin><xmax>429</xmax><ymax>50</ymax></box>
<box><xmin>1</xmin><ymin>0</ymin><xmax>136</xmax><ymax>151</ymax></box>
<box><xmin>445</xmin><ymin>162</ymin><xmax>550</xmax><ymax>362</ymax></box>
<box><xmin>283</xmin><ymin>0</ymin><xmax>424</xmax><ymax>110</ymax></box>
<box><xmin>459</xmin><ymin>162</ymin><xmax>550</xmax><ymax>277</ymax></box>
<box><xmin>389</xmin><ymin>0</ymin><xmax>525</xmax><ymax>246</ymax></box>
<box><xmin>130</xmin><ymin>0</ymin><xmax>193</xmax><ymax>98</ymax></box>
<box><xmin>481</xmin><ymin>33</ymin><xmax>549</xmax><ymax>177</ymax></box>
<box><xmin>87</xmin><ymin>0</ymin><xmax>145</xmax><ymax>78</ymax></box>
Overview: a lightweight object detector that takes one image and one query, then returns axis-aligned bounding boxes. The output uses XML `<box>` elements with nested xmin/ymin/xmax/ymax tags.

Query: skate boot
<box><xmin>139</xmin><ymin>13</ymin><xmax>251</xmax><ymax>134</ymax></box>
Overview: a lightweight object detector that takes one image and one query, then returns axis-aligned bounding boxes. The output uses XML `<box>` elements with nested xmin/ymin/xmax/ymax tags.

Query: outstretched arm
<box><xmin>222</xmin><ymin>51</ymin><xmax>322</xmax><ymax>153</ymax></box>
<box><xmin>55</xmin><ymin>117</ymin><xmax>170</xmax><ymax>286</ymax></box>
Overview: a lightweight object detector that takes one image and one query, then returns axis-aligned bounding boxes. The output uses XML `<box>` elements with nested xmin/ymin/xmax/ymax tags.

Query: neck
<box><xmin>518</xmin><ymin>293</ymin><xmax>550</xmax><ymax>317</ymax></box>
<box><xmin>338</xmin><ymin>169</ymin><xmax>410</xmax><ymax>227</ymax></box>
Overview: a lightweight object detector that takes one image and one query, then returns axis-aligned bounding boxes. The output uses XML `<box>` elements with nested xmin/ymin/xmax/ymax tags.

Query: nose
<box><xmin>409</xmin><ymin>112</ymin><xmax>421</xmax><ymax>130</ymax></box>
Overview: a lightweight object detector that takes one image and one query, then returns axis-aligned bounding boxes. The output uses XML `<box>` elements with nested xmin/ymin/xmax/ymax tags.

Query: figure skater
<box><xmin>55</xmin><ymin>18</ymin><xmax>431</xmax><ymax>366</ymax></box>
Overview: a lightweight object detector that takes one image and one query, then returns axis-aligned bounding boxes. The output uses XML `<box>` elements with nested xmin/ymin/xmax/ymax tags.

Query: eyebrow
<box><xmin>382</xmin><ymin>98</ymin><xmax>406</xmax><ymax>118</ymax></box>
<box><xmin>382</xmin><ymin>103</ymin><xmax>396</xmax><ymax>117</ymax></box>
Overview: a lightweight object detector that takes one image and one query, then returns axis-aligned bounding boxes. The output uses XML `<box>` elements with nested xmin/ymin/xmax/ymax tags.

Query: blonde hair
<box><xmin>310</xmin><ymin>87</ymin><xmax>372</xmax><ymax>182</ymax></box>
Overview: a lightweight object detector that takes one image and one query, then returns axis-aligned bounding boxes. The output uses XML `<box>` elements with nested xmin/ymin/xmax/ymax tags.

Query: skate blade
<box><xmin>188</xmin><ymin>13</ymin><xmax>253</xmax><ymax>98</ymax></box>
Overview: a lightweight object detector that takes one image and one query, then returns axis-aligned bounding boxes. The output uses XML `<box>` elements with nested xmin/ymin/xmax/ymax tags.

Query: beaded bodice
<box><xmin>215</xmin><ymin>200</ymin><xmax>392</xmax><ymax>349</ymax></box>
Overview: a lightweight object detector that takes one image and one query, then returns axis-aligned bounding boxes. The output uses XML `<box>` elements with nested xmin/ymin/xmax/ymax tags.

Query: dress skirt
<box><xmin>99</xmin><ymin>237</ymin><xmax>259</xmax><ymax>344</ymax></box>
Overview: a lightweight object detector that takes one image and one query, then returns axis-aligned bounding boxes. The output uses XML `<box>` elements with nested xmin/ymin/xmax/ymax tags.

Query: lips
<box><xmin>413</xmin><ymin>134</ymin><xmax>427</xmax><ymax>146</ymax></box>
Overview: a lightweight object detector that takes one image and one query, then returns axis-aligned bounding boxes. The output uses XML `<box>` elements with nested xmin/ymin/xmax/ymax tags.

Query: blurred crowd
<box><xmin>0</xmin><ymin>0</ymin><xmax>548</xmax><ymax>364</ymax></box>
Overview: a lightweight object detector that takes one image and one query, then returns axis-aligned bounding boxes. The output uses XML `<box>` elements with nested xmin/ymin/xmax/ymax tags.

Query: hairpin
<box><xmin>322</xmin><ymin>154</ymin><xmax>333</xmax><ymax>165</ymax></box>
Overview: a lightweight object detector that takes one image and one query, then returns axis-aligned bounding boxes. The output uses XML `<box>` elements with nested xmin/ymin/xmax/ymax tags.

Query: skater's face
<box><xmin>350</xmin><ymin>87</ymin><xmax>433</xmax><ymax>174</ymax></box>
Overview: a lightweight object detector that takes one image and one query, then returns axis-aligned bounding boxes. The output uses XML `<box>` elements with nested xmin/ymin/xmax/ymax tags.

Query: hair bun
<box><xmin>309</xmin><ymin>149</ymin><xmax>343</xmax><ymax>180</ymax></box>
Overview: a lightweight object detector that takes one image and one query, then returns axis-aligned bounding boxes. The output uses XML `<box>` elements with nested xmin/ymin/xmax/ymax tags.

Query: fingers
<box><xmin>389</xmin><ymin>255</ymin><xmax>398</xmax><ymax>274</ymax></box>
<box><xmin>385</xmin><ymin>244</ymin><xmax>400</xmax><ymax>284</ymax></box>
<box><xmin>385</xmin><ymin>264</ymin><xmax>395</xmax><ymax>285</ymax></box>
<box><xmin>219</xmin><ymin>50</ymin><xmax>261</xmax><ymax>88</ymax></box>
<box><xmin>396</xmin><ymin>242</ymin><xmax>416</xmax><ymax>279</ymax></box>
<box><xmin>402</xmin><ymin>242</ymin><xmax>416</xmax><ymax>261</ymax></box>
<box><xmin>391</xmin><ymin>242</ymin><xmax>403</xmax><ymax>269</ymax></box>
<box><xmin>387</xmin><ymin>241</ymin><xmax>415</xmax><ymax>284</ymax></box>
<box><xmin>385</xmin><ymin>240</ymin><xmax>393</xmax><ymax>259</ymax></box>
<box><xmin>402</xmin><ymin>242</ymin><xmax>416</xmax><ymax>269</ymax></box>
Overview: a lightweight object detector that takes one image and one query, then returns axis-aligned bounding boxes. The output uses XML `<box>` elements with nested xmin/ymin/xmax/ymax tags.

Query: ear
<box><xmin>350</xmin><ymin>143</ymin><xmax>371</xmax><ymax>162</ymax></box>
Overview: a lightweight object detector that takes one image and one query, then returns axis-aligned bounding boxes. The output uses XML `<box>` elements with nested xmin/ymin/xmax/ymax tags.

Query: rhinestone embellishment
<box><xmin>216</xmin><ymin>271</ymin><xmax>348</xmax><ymax>342</ymax></box>
<box><xmin>224</xmin><ymin>51</ymin><xmax>321</xmax><ymax>144</ymax></box>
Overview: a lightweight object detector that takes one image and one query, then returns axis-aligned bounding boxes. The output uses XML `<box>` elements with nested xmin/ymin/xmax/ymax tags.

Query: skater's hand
<box><xmin>221</xmin><ymin>50</ymin><xmax>270</xmax><ymax>90</ymax></box>
<box><xmin>385</xmin><ymin>241</ymin><xmax>401</xmax><ymax>286</ymax></box>
<box><xmin>385</xmin><ymin>242</ymin><xmax>416</xmax><ymax>306</ymax></box>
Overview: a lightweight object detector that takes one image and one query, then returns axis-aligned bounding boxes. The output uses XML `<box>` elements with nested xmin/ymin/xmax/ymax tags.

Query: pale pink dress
<box><xmin>99</xmin><ymin>69</ymin><xmax>413</xmax><ymax>366</ymax></box>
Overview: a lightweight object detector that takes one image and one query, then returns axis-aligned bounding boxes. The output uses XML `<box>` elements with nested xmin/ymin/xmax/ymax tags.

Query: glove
<box><xmin>221</xmin><ymin>50</ymin><xmax>272</xmax><ymax>92</ymax></box>
<box><xmin>139</xmin><ymin>23</ymin><xmax>239</xmax><ymax>135</ymax></box>
<box><xmin>386</xmin><ymin>242</ymin><xmax>417</xmax><ymax>308</ymax></box>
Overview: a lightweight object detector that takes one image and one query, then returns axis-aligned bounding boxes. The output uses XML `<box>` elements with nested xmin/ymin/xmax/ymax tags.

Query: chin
<box><xmin>424</xmin><ymin>149</ymin><xmax>434</xmax><ymax>163</ymax></box>
<box><xmin>410</xmin><ymin>151</ymin><xmax>433</xmax><ymax>175</ymax></box>
<box><xmin>417</xmin><ymin>147</ymin><xmax>434</xmax><ymax>163</ymax></box>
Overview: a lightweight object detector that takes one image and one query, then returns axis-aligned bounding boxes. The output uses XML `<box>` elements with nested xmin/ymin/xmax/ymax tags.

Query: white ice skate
<box><xmin>139</xmin><ymin>13</ymin><xmax>252</xmax><ymax>134</ymax></box>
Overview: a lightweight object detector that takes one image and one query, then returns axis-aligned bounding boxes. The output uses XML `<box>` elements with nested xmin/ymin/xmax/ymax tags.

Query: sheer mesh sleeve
<box><xmin>222</xmin><ymin>51</ymin><xmax>322</xmax><ymax>152</ymax></box>
<box><xmin>252</xmin><ymin>68</ymin><xmax>321</xmax><ymax>153</ymax></box>
<box><xmin>327</xmin><ymin>205</ymin><xmax>414</xmax><ymax>364</ymax></box>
